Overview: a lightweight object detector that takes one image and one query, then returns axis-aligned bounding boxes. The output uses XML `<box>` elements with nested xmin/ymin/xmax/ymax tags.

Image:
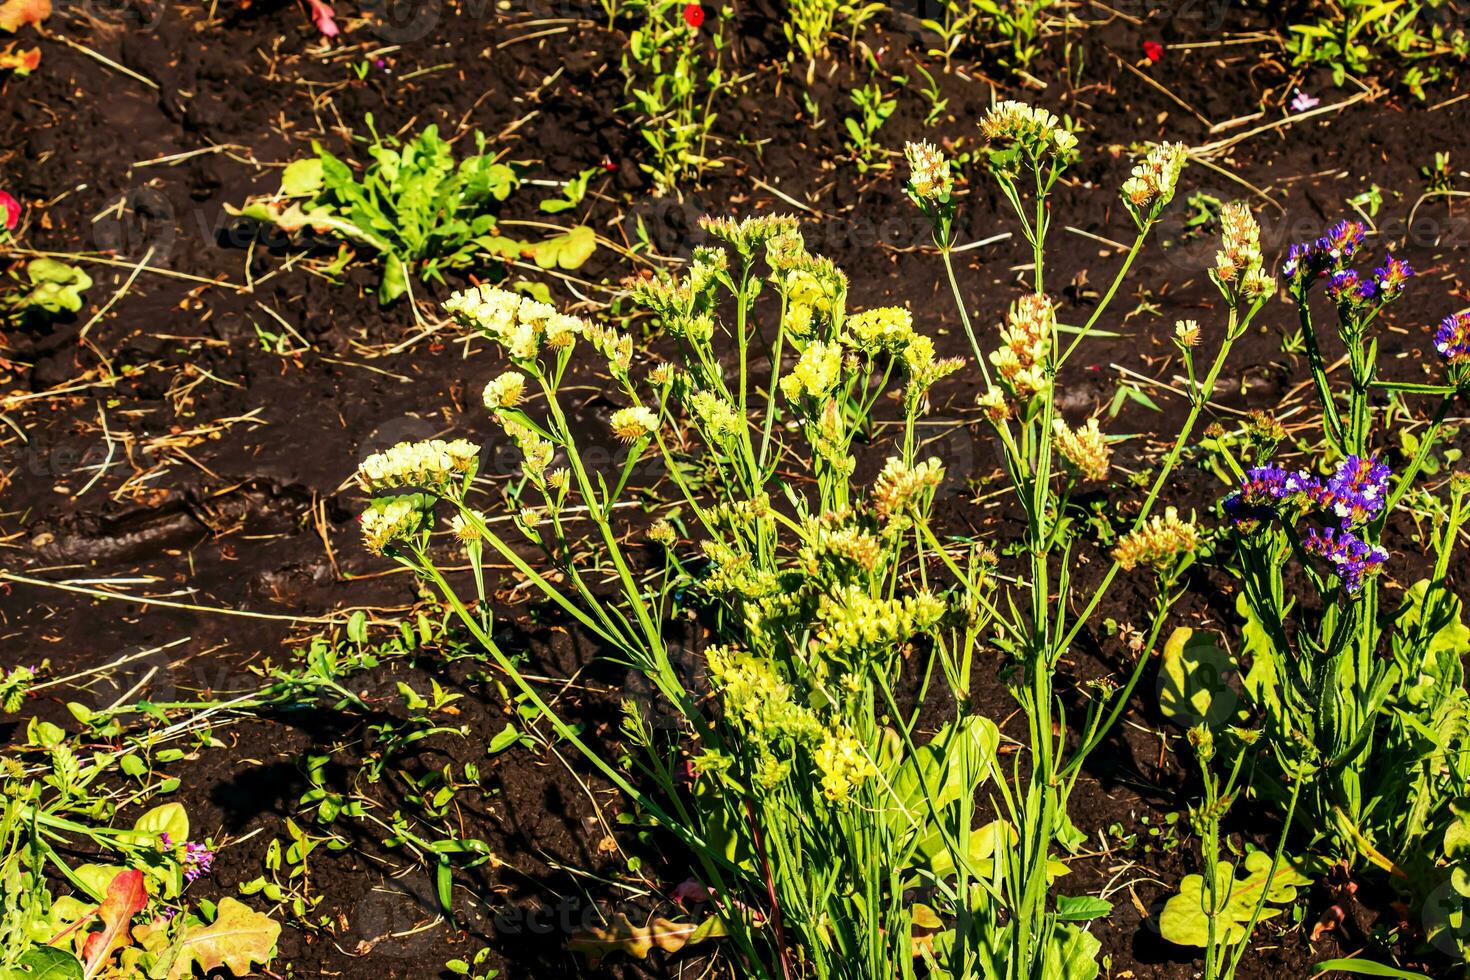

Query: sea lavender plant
<box><xmin>903</xmin><ymin>113</ymin><xmax>1270</xmax><ymax>977</ymax></box>
<box><xmin>1208</xmin><ymin>215</ymin><xmax>1470</xmax><ymax>962</ymax></box>
<box><xmin>357</xmin><ymin>214</ymin><xmax>1016</xmax><ymax>979</ymax></box>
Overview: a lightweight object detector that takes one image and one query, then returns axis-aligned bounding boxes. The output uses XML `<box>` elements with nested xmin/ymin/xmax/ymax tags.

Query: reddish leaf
<box><xmin>1142</xmin><ymin>40</ymin><xmax>1164</xmax><ymax>62</ymax></box>
<box><xmin>0</xmin><ymin>0</ymin><xmax>50</xmax><ymax>32</ymax></box>
<box><xmin>306</xmin><ymin>0</ymin><xmax>338</xmax><ymax>38</ymax></box>
<box><xmin>0</xmin><ymin>43</ymin><xmax>38</xmax><ymax>74</ymax></box>
<box><xmin>80</xmin><ymin>869</ymin><xmax>147</xmax><ymax>980</ymax></box>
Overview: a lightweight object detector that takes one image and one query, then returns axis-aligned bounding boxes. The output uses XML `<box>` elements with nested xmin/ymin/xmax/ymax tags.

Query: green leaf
<box><xmin>487</xmin><ymin>724</ymin><xmax>522</xmax><ymax>755</ymax></box>
<box><xmin>894</xmin><ymin>715</ymin><xmax>999</xmax><ymax>815</ymax></box>
<box><xmin>130</xmin><ymin>803</ymin><xmax>189</xmax><ymax>844</ymax></box>
<box><xmin>1236</xmin><ymin>593</ymin><xmax>1282</xmax><ymax>715</ymax></box>
<box><xmin>10</xmin><ymin>948</ymin><xmax>84</xmax><ymax>980</ymax></box>
<box><xmin>529</xmin><ymin>225</ymin><xmax>597</xmax><ymax>270</ymax></box>
<box><xmin>279</xmin><ymin>158</ymin><xmax>324</xmax><ymax>197</ymax></box>
<box><xmin>8</xmin><ymin>259</ymin><xmax>92</xmax><ymax>316</ymax></box>
<box><xmin>1311</xmin><ymin>959</ymin><xmax>1433</xmax><ymax>979</ymax></box>
<box><xmin>378</xmin><ymin>253</ymin><xmax>409</xmax><ymax>305</ymax></box>
<box><xmin>1055</xmin><ymin>894</ymin><xmax>1112</xmax><ymax>922</ymax></box>
<box><xmin>1158</xmin><ymin>851</ymin><xmax>1311</xmax><ymax>948</ymax></box>
<box><xmin>1041</xmin><ymin>921</ymin><xmax>1101</xmax><ymax>980</ymax></box>
<box><xmin>1158</xmin><ymin>627</ymin><xmax>1238</xmax><ymax>730</ymax></box>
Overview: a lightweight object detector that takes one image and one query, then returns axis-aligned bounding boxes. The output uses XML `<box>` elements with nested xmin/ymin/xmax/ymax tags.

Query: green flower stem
<box><xmin>1297</xmin><ymin>301</ymin><xmax>1346</xmax><ymax>450</ymax></box>
<box><xmin>1224</xmin><ymin>778</ymin><xmax>1301</xmax><ymax>979</ymax></box>
<box><xmin>1056</xmin><ymin>229</ymin><xmax>1149</xmax><ymax>369</ymax></box>
<box><xmin>1055</xmin><ymin>306</ymin><xmax>1247</xmax><ymax>657</ymax></box>
<box><xmin>1382</xmin><ymin>393</ymin><xmax>1454</xmax><ymax>515</ymax></box>
<box><xmin>411</xmin><ymin>553</ymin><xmax>776</xmax><ymax>972</ymax></box>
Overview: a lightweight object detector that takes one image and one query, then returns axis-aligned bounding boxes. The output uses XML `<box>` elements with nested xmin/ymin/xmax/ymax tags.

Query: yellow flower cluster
<box><xmin>688</xmin><ymin>389</ymin><xmax>744</xmax><ymax>443</ymax></box>
<box><xmin>777</xmin><ymin>262</ymin><xmax>845</xmax><ymax>341</ymax></box>
<box><xmin>1214</xmin><ymin>202</ymin><xmax>1276</xmax><ymax>301</ymax></box>
<box><xmin>904</xmin><ymin>140</ymin><xmax>952</xmax><ymax>204</ymax></box>
<box><xmin>981</xmin><ymin>101</ymin><xmax>1078</xmax><ymax>159</ymax></box>
<box><xmin>781</xmin><ymin>340</ymin><xmax>844</xmax><ymax>401</ymax></box>
<box><xmin>625</xmin><ymin>271</ymin><xmax>693</xmax><ymax>322</ymax></box>
<box><xmin>815</xmin><ymin>728</ymin><xmax>877</xmax><ymax>801</ymax></box>
<box><xmin>700</xmin><ymin>538</ymin><xmax>769</xmax><ymax>598</ymax></box>
<box><xmin>1053</xmin><ymin>418</ymin><xmax>1111</xmax><ymax>483</ymax></box>
<box><xmin>361</xmin><ymin>497</ymin><xmax>427</xmax><ymax>555</ymax></box>
<box><xmin>843</xmin><ymin>306</ymin><xmax>915</xmax><ymax>354</ymax></box>
<box><xmin>700</xmin><ymin>213</ymin><xmax>801</xmax><ymax>256</ymax></box>
<box><xmin>978</xmin><ymin>388</ymin><xmax>1009</xmax><ymax>423</ymax></box>
<box><xmin>610</xmin><ymin>406</ymin><xmax>658</xmax><ymax>443</ymax></box>
<box><xmin>1121</xmin><ymin>142</ymin><xmax>1188</xmax><ymax>217</ymax></box>
<box><xmin>1113</xmin><ymin>507</ymin><xmax>1199</xmax><ymax>571</ymax></box>
<box><xmin>707</xmin><ymin>646</ymin><xmax>821</xmax><ymax>744</ymax></box>
<box><xmin>798</xmin><ymin>512</ymin><xmax>884</xmax><ymax>578</ymax></box>
<box><xmin>482</xmin><ymin>370</ymin><xmax>526</xmax><ymax>411</ymax></box>
<box><xmin>448</xmin><ymin>509</ymin><xmax>485</xmax><ymax>545</ymax></box>
<box><xmin>902</xmin><ymin>334</ymin><xmax>965</xmax><ymax>393</ymax></box>
<box><xmin>687</xmin><ymin>246</ymin><xmax>728</xmax><ymax>296</ymax></box>
<box><xmin>358</xmin><ymin>438</ymin><xmax>478</xmax><ymax>495</ymax></box>
<box><xmin>814</xmin><ymin>585</ymin><xmax>946</xmax><ymax>655</ymax></box>
<box><xmin>812</xmin><ymin>399</ymin><xmax>856</xmax><ymax>480</ymax></box>
<box><xmin>500</xmin><ymin>417</ymin><xmax>554</xmax><ymax>482</ymax></box>
<box><xmin>709</xmin><ymin>493</ymin><xmax>773</xmax><ymax>533</ymax></box>
<box><xmin>872</xmin><ymin>456</ymin><xmax>945</xmax><ymax>520</ymax></box>
<box><xmin>584</xmin><ymin>320</ymin><xmax>634</xmax><ymax>379</ymax></box>
<box><xmin>444</xmin><ymin>285</ymin><xmax>585</xmax><ymax>362</ymax></box>
<box><xmin>991</xmin><ymin>293</ymin><xmax>1054</xmax><ymax>398</ymax></box>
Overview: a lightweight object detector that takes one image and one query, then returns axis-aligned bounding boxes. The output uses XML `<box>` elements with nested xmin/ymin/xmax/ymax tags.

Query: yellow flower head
<box><xmin>1121</xmin><ymin>142</ymin><xmax>1188</xmax><ymax>217</ymax></box>
<box><xmin>610</xmin><ymin>406</ymin><xmax>658</xmax><ymax>444</ymax></box>
<box><xmin>1113</xmin><ymin>507</ymin><xmax>1200</xmax><ymax>571</ymax></box>
<box><xmin>781</xmin><ymin>340</ymin><xmax>844</xmax><ymax>402</ymax></box>
<box><xmin>905</xmin><ymin>140</ymin><xmax>953</xmax><ymax>204</ymax></box>
<box><xmin>815</xmin><ymin>728</ymin><xmax>877</xmax><ymax>801</ymax></box>
<box><xmin>1053</xmin><ymin>418</ymin><xmax>1111</xmax><ymax>483</ymax></box>
<box><xmin>483</xmin><ymin>370</ymin><xmax>527</xmax><ymax>411</ymax></box>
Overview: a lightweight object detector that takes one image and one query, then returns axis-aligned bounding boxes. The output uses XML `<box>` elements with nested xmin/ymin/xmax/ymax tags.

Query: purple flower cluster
<box><xmin>1282</xmin><ymin>219</ymin><xmax>1367</xmax><ymax>284</ymax></box>
<box><xmin>1224</xmin><ymin>456</ymin><xmax>1392</xmax><ymax>592</ymax></box>
<box><xmin>1226</xmin><ymin>456</ymin><xmax>1389</xmax><ymax>529</ymax></box>
<box><xmin>1435</xmin><ymin>312</ymin><xmax>1470</xmax><ymax>366</ymax></box>
<box><xmin>183</xmin><ymin>841</ymin><xmax>214</xmax><ymax>884</ymax></box>
<box><xmin>1326</xmin><ymin>269</ymin><xmax>1376</xmax><ymax>306</ymax></box>
<box><xmin>1373</xmin><ymin>255</ymin><xmax>1414</xmax><ymax>297</ymax></box>
<box><xmin>1280</xmin><ymin>221</ymin><xmax>1414</xmax><ymax>309</ymax></box>
<box><xmin>1323</xmin><ymin>455</ymin><xmax>1391</xmax><ymax>525</ymax></box>
<box><xmin>1302</xmin><ymin>526</ymin><xmax>1387</xmax><ymax>593</ymax></box>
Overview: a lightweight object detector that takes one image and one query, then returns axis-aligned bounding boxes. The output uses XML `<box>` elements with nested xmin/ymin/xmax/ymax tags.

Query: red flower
<box><xmin>0</xmin><ymin>191</ymin><xmax>19</xmax><ymax>232</ymax></box>
<box><xmin>683</xmin><ymin>3</ymin><xmax>704</xmax><ymax>28</ymax></box>
<box><xmin>1143</xmin><ymin>40</ymin><xmax>1164</xmax><ymax>62</ymax></box>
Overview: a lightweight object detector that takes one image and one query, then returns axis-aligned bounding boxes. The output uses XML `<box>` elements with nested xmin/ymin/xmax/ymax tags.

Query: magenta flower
<box><xmin>0</xmin><ymin>191</ymin><xmax>20</xmax><ymax>232</ymax></box>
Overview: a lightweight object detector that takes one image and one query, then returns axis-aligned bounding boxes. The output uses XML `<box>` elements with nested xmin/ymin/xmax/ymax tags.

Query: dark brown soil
<box><xmin>2</xmin><ymin>1</ymin><xmax>1467</xmax><ymax>977</ymax></box>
